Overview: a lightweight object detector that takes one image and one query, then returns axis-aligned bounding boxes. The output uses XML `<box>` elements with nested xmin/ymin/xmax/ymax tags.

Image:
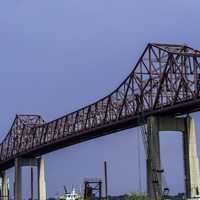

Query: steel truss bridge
<box><xmin>0</xmin><ymin>43</ymin><xmax>200</xmax><ymax>170</ymax></box>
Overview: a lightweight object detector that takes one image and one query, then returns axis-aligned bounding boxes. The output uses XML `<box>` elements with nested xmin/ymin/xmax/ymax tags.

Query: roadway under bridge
<box><xmin>0</xmin><ymin>43</ymin><xmax>200</xmax><ymax>200</ymax></box>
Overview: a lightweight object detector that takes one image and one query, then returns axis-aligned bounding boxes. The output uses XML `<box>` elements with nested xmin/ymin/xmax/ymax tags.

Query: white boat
<box><xmin>58</xmin><ymin>188</ymin><xmax>82</xmax><ymax>200</ymax></box>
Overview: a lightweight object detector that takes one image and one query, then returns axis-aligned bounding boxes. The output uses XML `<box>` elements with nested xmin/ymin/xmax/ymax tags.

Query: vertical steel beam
<box><xmin>104</xmin><ymin>161</ymin><xmax>108</xmax><ymax>200</ymax></box>
<box><xmin>31</xmin><ymin>167</ymin><xmax>34</xmax><ymax>200</ymax></box>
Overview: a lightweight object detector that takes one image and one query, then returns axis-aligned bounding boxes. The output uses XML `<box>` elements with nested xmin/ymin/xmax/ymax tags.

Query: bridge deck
<box><xmin>1</xmin><ymin>43</ymin><xmax>200</xmax><ymax>170</ymax></box>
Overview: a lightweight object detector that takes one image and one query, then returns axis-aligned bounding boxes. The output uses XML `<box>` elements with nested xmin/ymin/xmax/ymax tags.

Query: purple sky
<box><xmin>0</xmin><ymin>0</ymin><xmax>200</xmax><ymax>198</ymax></box>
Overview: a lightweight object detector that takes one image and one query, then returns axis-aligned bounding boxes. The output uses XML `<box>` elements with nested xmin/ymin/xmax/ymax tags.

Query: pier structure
<box><xmin>14</xmin><ymin>157</ymin><xmax>46</xmax><ymax>200</ymax></box>
<box><xmin>147</xmin><ymin>116</ymin><xmax>200</xmax><ymax>200</ymax></box>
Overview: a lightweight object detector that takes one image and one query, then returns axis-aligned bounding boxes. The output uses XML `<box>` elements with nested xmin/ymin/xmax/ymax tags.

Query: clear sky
<box><xmin>0</xmin><ymin>0</ymin><xmax>200</xmax><ymax>199</ymax></box>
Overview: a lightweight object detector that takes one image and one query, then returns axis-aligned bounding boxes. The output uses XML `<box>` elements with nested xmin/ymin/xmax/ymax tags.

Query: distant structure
<box><xmin>84</xmin><ymin>179</ymin><xmax>102</xmax><ymax>200</ymax></box>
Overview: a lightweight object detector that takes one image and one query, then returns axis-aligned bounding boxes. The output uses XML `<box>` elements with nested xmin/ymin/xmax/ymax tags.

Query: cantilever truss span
<box><xmin>1</xmin><ymin>43</ymin><xmax>200</xmax><ymax>170</ymax></box>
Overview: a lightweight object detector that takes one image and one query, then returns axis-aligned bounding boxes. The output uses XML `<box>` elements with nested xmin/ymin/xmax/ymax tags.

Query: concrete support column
<box><xmin>0</xmin><ymin>172</ymin><xmax>9</xmax><ymax>200</ymax></box>
<box><xmin>15</xmin><ymin>158</ymin><xmax>22</xmax><ymax>200</ymax></box>
<box><xmin>183</xmin><ymin>117</ymin><xmax>200</xmax><ymax>199</ymax></box>
<box><xmin>38</xmin><ymin>158</ymin><xmax>46</xmax><ymax>200</ymax></box>
<box><xmin>2</xmin><ymin>173</ymin><xmax>8</xmax><ymax>200</ymax></box>
<box><xmin>147</xmin><ymin>116</ymin><xmax>162</xmax><ymax>200</ymax></box>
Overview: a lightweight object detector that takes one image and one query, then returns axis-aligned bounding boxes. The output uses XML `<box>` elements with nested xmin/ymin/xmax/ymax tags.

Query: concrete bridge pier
<box><xmin>146</xmin><ymin>115</ymin><xmax>200</xmax><ymax>200</ymax></box>
<box><xmin>146</xmin><ymin>116</ymin><xmax>162</xmax><ymax>200</ymax></box>
<box><xmin>14</xmin><ymin>157</ymin><xmax>46</xmax><ymax>200</ymax></box>
<box><xmin>38</xmin><ymin>158</ymin><xmax>46</xmax><ymax>200</ymax></box>
<box><xmin>0</xmin><ymin>171</ymin><xmax>9</xmax><ymax>200</ymax></box>
<box><xmin>183</xmin><ymin>117</ymin><xmax>200</xmax><ymax>199</ymax></box>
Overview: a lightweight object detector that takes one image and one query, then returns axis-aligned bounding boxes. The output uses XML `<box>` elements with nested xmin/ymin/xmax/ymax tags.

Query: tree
<box><xmin>122</xmin><ymin>193</ymin><xmax>149</xmax><ymax>200</ymax></box>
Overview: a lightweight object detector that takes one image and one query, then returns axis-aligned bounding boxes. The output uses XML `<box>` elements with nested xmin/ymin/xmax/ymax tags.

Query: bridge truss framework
<box><xmin>0</xmin><ymin>43</ymin><xmax>200</xmax><ymax>199</ymax></box>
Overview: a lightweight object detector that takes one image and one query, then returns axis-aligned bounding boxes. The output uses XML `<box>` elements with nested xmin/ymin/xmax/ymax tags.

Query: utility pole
<box><xmin>104</xmin><ymin>161</ymin><xmax>108</xmax><ymax>200</ymax></box>
<box><xmin>31</xmin><ymin>167</ymin><xmax>34</xmax><ymax>200</ymax></box>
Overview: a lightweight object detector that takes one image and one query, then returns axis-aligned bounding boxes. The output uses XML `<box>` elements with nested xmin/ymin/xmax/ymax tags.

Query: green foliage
<box><xmin>120</xmin><ymin>193</ymin><xmax>149</xmax><ymax>200</ymax></box>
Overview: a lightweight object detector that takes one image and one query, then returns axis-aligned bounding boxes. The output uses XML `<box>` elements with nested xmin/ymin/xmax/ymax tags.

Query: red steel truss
<box><xmin>1</xmin><ymin>43</ymin><xmax>200</xmax><ymax>170</ymax></box>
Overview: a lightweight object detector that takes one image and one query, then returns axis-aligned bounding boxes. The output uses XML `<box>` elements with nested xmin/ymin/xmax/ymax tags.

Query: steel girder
<box><xmin>0</xmin><ymin>43</ymin><xmax>200</xmax><ymax>170</ymax></box>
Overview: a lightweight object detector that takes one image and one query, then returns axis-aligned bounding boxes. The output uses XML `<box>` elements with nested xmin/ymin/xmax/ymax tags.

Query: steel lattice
<box><xmin>1</xmin><ymin>43</ymin><xmax>200</xmax><ymax>170</ymax></box>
